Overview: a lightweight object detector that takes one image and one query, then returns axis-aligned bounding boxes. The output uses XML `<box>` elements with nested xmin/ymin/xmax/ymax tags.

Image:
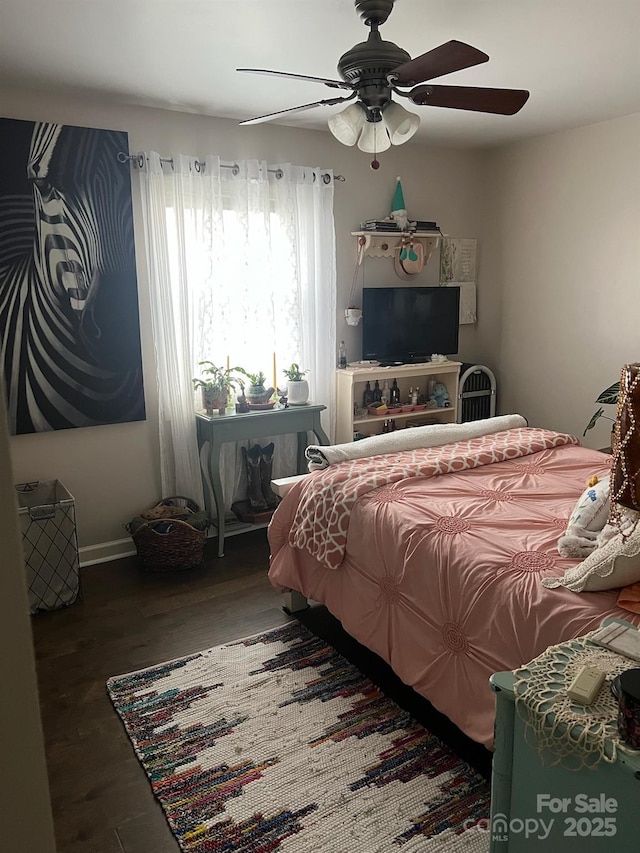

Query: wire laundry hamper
<box><xmin>15</xmin><ymin>479</ymin><xmax>81</xmax><ymax>613</ymax></box>
<box><xmin>457</xmin><ymin>364</ymin><xmax>497</xmax><ymax>423</ymax></box>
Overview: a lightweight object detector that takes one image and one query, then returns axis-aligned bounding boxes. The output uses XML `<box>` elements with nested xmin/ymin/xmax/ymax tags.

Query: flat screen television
<box><xmin>361</xmin><ymin>286</ymin><xmax>460</xmax><ymax>365</ymax></box>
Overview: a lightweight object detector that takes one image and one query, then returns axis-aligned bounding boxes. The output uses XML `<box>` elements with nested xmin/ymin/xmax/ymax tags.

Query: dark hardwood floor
<box><xmin>32</xmin><ymin>529</ymin><xmax>491</xmax><ymax>853</ymax></box>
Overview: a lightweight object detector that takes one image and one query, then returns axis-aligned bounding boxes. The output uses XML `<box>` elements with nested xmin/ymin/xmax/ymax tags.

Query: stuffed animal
<box><xmin>429</xmin><ymin>382</ymin><xmax>450</xmax><ymax>408</ymax></box>
<box><xmin>141</xmin><ymin>505</ymin><xmax>188</xmax><ymax>520</ymax></box>
<box><xmin>390</xmin><ymin>177</ymin><xmax>409</xmax><ymax>231</ymax></box>
<box><xmin>557</xmin><ymin>476</ymin><xmax>610</xmax><ymax>558</ymax></box>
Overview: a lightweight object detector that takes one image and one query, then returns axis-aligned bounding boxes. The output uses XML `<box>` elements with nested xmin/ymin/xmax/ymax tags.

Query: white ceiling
<box><xmin>1</xmin><ymin>0</ymin><xmax>639</xmax><ymax>147</ymax></box>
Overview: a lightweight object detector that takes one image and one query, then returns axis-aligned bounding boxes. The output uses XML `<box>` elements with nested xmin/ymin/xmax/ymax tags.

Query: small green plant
<box><xmin>245</xmin><ymin>370</ymin><xmax>266</xmax><ymax>387</ymax></box>
<box><xmin>192</xmin><ymin>361</ymin><xmax>246</xmax><ymax>395</ymax></box>
<box><xmin>283</xmin><ymin>362</ymin><xmax>308</xmax><ymax>382</ymax></box>
<box><xmin>583</xmin><ymin>381</ymin><xmax>620</xmax><ymax>436</ymax></box>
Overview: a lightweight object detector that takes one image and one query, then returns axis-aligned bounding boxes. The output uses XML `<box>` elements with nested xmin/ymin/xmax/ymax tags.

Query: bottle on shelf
<box><xmin>412</xmin><ymin>386</ymin><xmax>419</xmax><ymax>406</ymax></box>
<box><xmin>373</xmin><ymin>380</ymin><xmax>382</xmax><ymax>403</ymax></box>
<box><xmin>338</xmin><ymin>340</ymin><xmax>347</xmax><ymax>369</ymax></box>
<box><xmin>390</xmin><ymin>378</ymin><xmax>400</xmax><ymax>406</ymax></box>
<box><xmin>381</xmin><ymin>379</ymin><xmax>390</xmax><ymax>405</ymax></box>
<box><xmin>407</xmin><ymin>386</ymin><xmax>414</xmax><ymax>405</ymax></box>
<box><xmin>363</xmin><ymin>381</ymin><xmax>374</xmax><ymax>407</ymax></box>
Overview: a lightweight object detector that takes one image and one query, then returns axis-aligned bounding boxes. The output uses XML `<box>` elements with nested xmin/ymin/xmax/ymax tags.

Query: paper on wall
<box><xmin>440</xmin><ymin>238</ymin><xmax>477</xmax><ymax>324</ymax></box>
<box><xmin>446</xmin><ymin>281</ymin><xmax>477</xmax><ymax>324</ymax></box>
<box><xmin>440</xmin><ymin>238</ymin><xmax>477</xmax><ymax>282</ymax></box>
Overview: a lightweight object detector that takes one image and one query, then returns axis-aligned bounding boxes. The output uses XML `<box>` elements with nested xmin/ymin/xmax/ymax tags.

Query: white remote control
<box><xmin>567</xmin><ymin>666</ymin><xmax>606</xmax><ymax>705</ymax></box>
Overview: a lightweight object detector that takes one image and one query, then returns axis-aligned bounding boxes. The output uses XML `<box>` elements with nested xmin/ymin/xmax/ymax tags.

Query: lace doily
<box><xmin>513</xmin><ymin>633</ymin><xmax>638</xmax><ymax>770</ymax></box>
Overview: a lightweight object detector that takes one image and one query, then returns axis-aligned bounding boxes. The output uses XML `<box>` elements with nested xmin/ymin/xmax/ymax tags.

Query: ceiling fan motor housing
<box><xmin>338</xmin><ymin>29</ymin><xmax>410</xmax><ymax>113</ymax></box>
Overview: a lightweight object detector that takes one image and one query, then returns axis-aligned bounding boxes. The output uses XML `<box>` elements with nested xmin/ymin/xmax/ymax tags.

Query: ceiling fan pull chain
<box><xmin>370</xmin><ymin>127</ymin><xmax>380</xmax><ymax>170</ymax></box>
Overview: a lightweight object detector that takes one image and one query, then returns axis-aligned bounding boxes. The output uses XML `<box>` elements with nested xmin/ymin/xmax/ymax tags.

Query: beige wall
<box><xmin>480</xmin><ymin>113</ymin><xmax>640</xmax><ymax>447</ymax></box>
<box><xmin>0</xmin><ymin>390</ymin><xmax>56</xmax><ymax>852</ymax></box>
<box><xmin>0</xmin><ymin>84</ymin><xmax>485</xmax><ymax>550</ymax></box>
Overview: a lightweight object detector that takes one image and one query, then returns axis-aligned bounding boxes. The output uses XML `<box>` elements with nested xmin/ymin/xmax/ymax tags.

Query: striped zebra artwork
<box><xmin>0</xmin><ymin>117</ymin><xmax>145</xmax><ymax>435</ymax></box>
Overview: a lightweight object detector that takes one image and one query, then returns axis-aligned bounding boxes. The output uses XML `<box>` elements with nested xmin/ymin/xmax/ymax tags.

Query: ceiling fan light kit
<box><xmin>356</xmin><ymin>117</ymin><xmax>392</xmax><ymax>153</ymax></box>
<box><xmin>327</xmin><ymin>102</ymin><xmax>366</xmax><ymax>146</ymax></box>
<box><xmin>329</xmin><ymin>99</ymin><xmax>419</xmax><ymax>150</ymax></box>
<box><xmin>382</xmin><ymin>101</ymin><xmax>420</xmax><ymax>144</ymax></box>
<box><xmin>238</xmin><ymin>0</ymin><xmax>529</xmax><ymax>165</ymax></box>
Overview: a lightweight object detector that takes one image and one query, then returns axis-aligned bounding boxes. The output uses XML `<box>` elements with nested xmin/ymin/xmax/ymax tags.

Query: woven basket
<box><xmin>126</xmin><ymin>496</ymin><xmax>208</xmax><ymax>572</ymax></box>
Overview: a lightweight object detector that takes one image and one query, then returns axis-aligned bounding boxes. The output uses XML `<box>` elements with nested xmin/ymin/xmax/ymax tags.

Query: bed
<box><xmin>267</xmin><ymin>421</ymin><xmax>640</xmax><ymax>748</ymax></box>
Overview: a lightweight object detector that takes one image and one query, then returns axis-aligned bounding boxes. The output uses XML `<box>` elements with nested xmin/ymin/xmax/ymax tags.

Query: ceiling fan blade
<box><xmin>409</xmin><ymin>85</ymin><xmax>530</xmax><ymax>115</ymax></box>
<box><xmin>237</xmin><ymin>68</ymin><xmax>353</xmax><ymax>91</ymax></box>
<box><xmin>390</xmin><ymin>40</ymin><xmax>489</xmax><ymax>86</ymax></box>
<box><xmin>239</xmin><ymin>96</ymin><xmax>354</xmax><ymax>126</ymax></box>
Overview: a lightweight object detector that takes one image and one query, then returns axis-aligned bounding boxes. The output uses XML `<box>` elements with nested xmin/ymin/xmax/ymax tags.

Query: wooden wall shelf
<box><xmin>352</xmin><ymin>231</ymin><xmax>441</xmax><ymax>264</ymax></box>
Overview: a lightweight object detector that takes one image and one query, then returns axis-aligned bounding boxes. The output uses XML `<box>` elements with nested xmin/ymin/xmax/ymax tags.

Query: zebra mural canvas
<box><xmin>0</xmin><ymin>117</ymin><xmax>145</xmax><ymax>435</ymax></box>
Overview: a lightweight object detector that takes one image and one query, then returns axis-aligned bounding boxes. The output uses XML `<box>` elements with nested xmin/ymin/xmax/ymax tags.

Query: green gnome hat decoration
<box><xmin>390</xmin><ymin>176</ymin><xmax>409</xmax><ymax>230</ymax></box>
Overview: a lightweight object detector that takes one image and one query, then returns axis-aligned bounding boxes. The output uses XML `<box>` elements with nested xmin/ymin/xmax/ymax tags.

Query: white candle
<box><xmin>272</xmin><ymin>352</ymin><xmax>277</xmax><ymax>390</ymax></box>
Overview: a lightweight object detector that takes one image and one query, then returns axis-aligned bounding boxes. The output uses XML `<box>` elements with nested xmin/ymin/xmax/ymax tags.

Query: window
<box><xmin>165</xmin><ymin>196</ymin><xmax>302</xmax><ymax>390</ymax></box>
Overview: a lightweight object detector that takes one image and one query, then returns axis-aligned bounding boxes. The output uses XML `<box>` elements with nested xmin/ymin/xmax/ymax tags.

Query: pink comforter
<box><xmin>268</xmin><ymin>429</ymin><xmax>640</xmax><ymax>747</ymax></box>
<box><xmin>289</xmin><ymin>427</ymin><xmax>578</xmax><ymax>569</ymax></box>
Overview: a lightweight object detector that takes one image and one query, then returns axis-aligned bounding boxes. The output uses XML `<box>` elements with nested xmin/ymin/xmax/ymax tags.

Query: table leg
<box><xmin>489</xmin><ymin>679</ymin><xmax>516</xmax><ymax>853</ymax></box>
<box><xmin>296</xmin><ymin>431</ymin><xmax>307</xmax><ymax>475</ymax></box>
<box><xmin>311</xmin><ymin>413</ymin><xmax>330</xmax><ymax>447</ymax></box>
<box><xmin>207</xmin><ymin>436</ymin><xmax>226</xmax><ymax>557</ymax></box>
<box><xmin>296</xmin><ymin>415</ymin><xmax>330</xmax><ymax>474</ymax></box>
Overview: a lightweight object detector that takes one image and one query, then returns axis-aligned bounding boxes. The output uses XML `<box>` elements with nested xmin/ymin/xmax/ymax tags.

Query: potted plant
<box><xmin>345</xmin><ymin>306</ymin><xmax>362</xmax><ymax>326</ymax></box>
<box><xmin>244</xmin><ymin>370</ymin><xmax>274</xmax><ymax>404</ymax></box>
<box><xmin>283</xmin><ymin>362</ymin><xmax>310</xmax><ymax>406</ymax></box>
<box><xmin>583</xmin><ymin>380</ymin><xmax>620</xmax><ymax>448</ymax></box>
<box><xmin>192</xmin><ymin>361</ymin><xmax>246</xmax><ymax>415</ymax></box>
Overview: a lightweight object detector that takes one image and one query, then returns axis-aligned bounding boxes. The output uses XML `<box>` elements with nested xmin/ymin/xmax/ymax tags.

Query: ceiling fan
<box><xmin>237</xmin><ymin>0</ymin><xmax>529</xmax><ymax>164</ymax></box>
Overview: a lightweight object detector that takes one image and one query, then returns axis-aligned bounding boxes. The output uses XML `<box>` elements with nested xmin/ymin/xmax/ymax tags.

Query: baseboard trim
<box><xmin>79</xmin><ymin>538</ymin><xmax>136</xmax><ymax>567</ymax></box>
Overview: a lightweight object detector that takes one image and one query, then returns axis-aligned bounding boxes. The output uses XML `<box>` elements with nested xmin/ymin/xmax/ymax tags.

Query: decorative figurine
<box><xmin>390</xmin><ymin>176</ymin><xmax>409</xmax><ymax>231</ymax></box>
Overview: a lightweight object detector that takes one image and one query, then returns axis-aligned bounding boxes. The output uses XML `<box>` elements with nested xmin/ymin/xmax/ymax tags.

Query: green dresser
<box><xmin>489</xmin><ymin>622</ymin><xmax>640</xmax><ymax>852</ymax></box>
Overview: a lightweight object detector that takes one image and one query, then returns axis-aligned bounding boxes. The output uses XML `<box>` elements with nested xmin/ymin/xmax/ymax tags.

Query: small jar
<box><xmin>617</xmin><ymin>668</ymin><xmax>640</xmax><ymax>749</ymax></box>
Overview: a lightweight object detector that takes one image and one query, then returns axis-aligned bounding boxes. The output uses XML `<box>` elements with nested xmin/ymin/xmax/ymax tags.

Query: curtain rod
<box><xmin>117</xmin><ymin>152</ymin><xmax>345</xmax><ymax>182</ymax></box>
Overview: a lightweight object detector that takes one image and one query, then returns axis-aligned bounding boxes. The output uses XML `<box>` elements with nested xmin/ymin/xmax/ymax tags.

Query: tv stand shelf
<box><xmin>336</xmin><ymin>361</ymin><xmax>461</xmax><ymax>444</ymax></box>
<box><xmin>354</xmin><ymin>405</ymin><xmax>452</xmax><ymax>429</ymax></box>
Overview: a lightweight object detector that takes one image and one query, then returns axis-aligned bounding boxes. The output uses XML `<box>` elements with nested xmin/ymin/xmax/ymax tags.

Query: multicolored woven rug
<box><xmin>107</xmin><ymin>622</ymin><xmax>490</xmax><ymax>852</ymax></box>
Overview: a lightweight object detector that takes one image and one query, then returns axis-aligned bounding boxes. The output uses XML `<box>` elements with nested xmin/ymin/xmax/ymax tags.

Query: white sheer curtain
<box><xmin>139</xmin><ymin>153</ymin><xmax>336</xmax><ymax>508</ymax></box>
